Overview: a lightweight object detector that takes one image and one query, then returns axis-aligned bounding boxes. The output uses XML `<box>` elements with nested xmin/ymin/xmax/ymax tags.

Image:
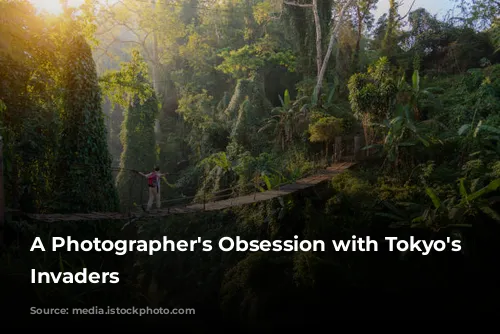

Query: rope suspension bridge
<box><xmin>9</xmin><ymin>161</ymin><xmax>356</xmax><ymax>223</ymax></box>
<box><xmin>1</xmin><ymin>133</ymin><xmax>364</xmax><ymax>224</ymax></box>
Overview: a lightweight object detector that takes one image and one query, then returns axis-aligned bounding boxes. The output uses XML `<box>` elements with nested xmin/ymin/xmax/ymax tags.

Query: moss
<box><xmin>116</xmin><ymin>92</ymin><xmax>158</xmax><ymax>210</ymax></box>
<box><xmin>55</xmin><ymin>35</ymin><xmax>119</xmax><ymax>213</ymax></box>
<box><xmin>228</xmin><ymin>76</ymin><xmax>272</xmax><ymax>153</ymax></box>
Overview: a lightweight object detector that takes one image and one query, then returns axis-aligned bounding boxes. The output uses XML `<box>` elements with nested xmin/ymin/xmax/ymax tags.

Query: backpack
<box><xmin>148</xmin><ymin>173</ymin><xmax>158</xmax><ymax>187</ymax></box>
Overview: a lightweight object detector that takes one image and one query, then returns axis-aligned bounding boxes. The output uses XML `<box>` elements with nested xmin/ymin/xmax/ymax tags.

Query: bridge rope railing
<box><xmin>77</xmin><ymin>155</ymin><xmax>331</xmax><ymax>214</ymax></box>
<box><xmin>6</xmin><ymin>152</ymin><xmax>341</xmax><ymax>217</ymax></box>
<box><xmin>125</xmin><ymin>169</ymin><xmax>317</xmax><ymax>212</ymax></box>
<box><xmin>137</xmin><ymin>161</ymin><xmax>335</xmax><ymax>213</ymax></box>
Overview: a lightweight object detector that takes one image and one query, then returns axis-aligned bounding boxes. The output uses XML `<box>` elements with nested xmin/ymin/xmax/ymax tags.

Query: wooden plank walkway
<box><xmin>22</xmin><ymin>162</ymin><xmax>355</xmax><ymax>222</ymax></box>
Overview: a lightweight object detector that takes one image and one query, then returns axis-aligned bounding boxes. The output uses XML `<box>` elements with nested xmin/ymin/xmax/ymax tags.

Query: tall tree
<box><xmin>101</xmin><ymin>50</ymin><xmax>158</xmax><ymax>210</ymax></box>
<box><xmin>457</xmin><ymin>0</ymin><xmax>500</xmax><ymax>29</ymax></box>
<box><xmin>284</xmin><ymin>0</ymin><xmax>357</xmax><ymax>103</ymax></box>
<box><xmin>0</xmin><ymin>0</ymin><xmax>60</xmax><ymax>210</ymax></box>
<box><xmin>352</xmin><ymin>0</ymin><xmax>377</xmax><ymax>69</ymax></box>
<box><xmin>55</xmin><ymin>35</ymin><xmax>119</xmax><ymax>213</ymax></box>
<box><xmin>115</xmin><ymin>91</ymin><xmax>158</xmax><ymax>210</ymax></box>
<box><xmin>314</xmin><ymin>0</ymin><xmax>357</xmax><ymax>103</ymax></box>
<box><xmin>382</xmin><ymin>0</ymin><xmax>399</xmax><ymax>57</ymax></box>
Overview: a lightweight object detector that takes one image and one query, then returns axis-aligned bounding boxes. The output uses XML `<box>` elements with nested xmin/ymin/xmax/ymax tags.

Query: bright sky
<box><xmin>29</xmin><ymin>0</ymin><xmax>457</xmax><ymax>19</ymax></box>
<box><xmin>375</xmin><ymin>0</ymin><xmax>458</xmax><ymax>20</ymax></box>
<box><xmin>29</xmin><ymin>0</ymin><xmax>84</xmax><ymax>15</ymax></box>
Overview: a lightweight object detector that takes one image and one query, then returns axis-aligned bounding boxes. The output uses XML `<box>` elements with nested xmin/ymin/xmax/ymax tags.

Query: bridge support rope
<box><xmin>11</xmin><ymin>162</ymin><xmax>356</xmax><ymax>223</ymax></box>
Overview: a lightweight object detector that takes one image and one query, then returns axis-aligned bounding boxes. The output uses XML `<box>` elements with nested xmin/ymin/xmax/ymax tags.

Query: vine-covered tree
<box><xmin>0</xmin><ymin>0</ymin><xmax>60</xmax><ymax>211</ymax></box>
<box><xmin>348</xmin><ymin>57</ymin><xmax>398</xmax><ymax>149</ymax></box>
<box><xmin>309</xmin><ymin>116</ymin><xmax>344</xmax><ymax>159</ymax></box>
<box><xmin>54</xmin><ymin>34</ymin><xmax>119</xmax><ymax>213</ymax></box>
<box><xmin>101</xmin><ymin>50</ymin><xmax>158</xmax><ymax>209</ymax></box>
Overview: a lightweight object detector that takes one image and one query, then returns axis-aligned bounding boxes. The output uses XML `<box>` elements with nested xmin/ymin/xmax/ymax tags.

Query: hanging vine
<box><xmin>54</xmin><ymin>34</ymin><xmax>119</xmax><ymax>213</ymax></box>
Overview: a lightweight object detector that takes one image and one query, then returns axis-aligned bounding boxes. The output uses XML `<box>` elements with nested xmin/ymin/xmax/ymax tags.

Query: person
<box><xmin>138</xmin><ymin>167</ymin><xmax>167</xmax><ymax>213</ymax></box>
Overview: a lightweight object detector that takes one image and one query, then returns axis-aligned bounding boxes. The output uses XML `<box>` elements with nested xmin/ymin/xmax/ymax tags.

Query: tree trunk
<box><xmin>353</xmin><ymin>5</ymin><xmax>363</xmax><ymax>70</ymax></box>
<box><xmin>150</xmin><ymin>0</ymin><xmax>162</xmax><ymax>145</ymax></box>
<box><xmin>382</xmin><ymin>0</ymin><xmax>397</xmax><ymax>57</ymax></box>
<box><xmin>313</xmin><ymin>0</ymin><xmax>356</xmax><ymax>104</ymax></box>
<box><xmin>312</xmin><ymin>0</ymin><xmax>322</xmax><ymax>76</ymax></box>
<box><xmin>334</xmin><ymin>36</ymin><xmax>341</xmax><ymax>93</ymax></box>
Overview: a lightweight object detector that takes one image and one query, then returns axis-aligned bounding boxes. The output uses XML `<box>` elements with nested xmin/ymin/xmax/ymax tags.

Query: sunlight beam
<box><xmin>29</xmin><ymin>0</ymin><xmax>84</xmax><ymax>15</ymax></box>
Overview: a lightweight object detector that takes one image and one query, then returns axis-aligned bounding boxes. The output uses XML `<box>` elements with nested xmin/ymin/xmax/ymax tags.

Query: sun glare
<box><xmin>30</xmin><ymin>0</ymin><xmax>84</xmax><ymax>15</ymax></box>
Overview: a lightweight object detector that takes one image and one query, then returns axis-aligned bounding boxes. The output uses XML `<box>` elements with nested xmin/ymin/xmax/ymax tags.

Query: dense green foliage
<box><xmin>2</xmin><ymin>0</ymin><xmax>500</xmax><ymax>328</ymax></box>
<box><xmin>55</xmin><ymin>35</ymin><xmax>118</xmax><ymax>212</ymax></box>
<box><xmin>0</xmin><ymin>2</ymin><xmax>118</xmax><ymax>213</ymax></box>
<box><xmin>101</xmin><ymin>51</ymin><xmax>158</xmax><ymax>209</ymax></box>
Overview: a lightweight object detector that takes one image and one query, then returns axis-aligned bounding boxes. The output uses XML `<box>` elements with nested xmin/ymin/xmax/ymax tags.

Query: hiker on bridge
<box><xmin>138</xmin><ymin>167</ymin><xmax>167</xmax><ymax>213</ymax></box>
